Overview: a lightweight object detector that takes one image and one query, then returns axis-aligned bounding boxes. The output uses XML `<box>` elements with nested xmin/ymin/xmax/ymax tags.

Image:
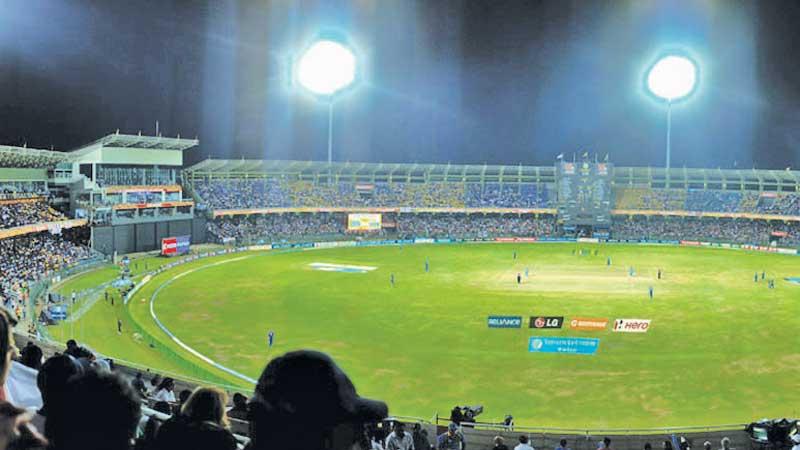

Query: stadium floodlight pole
<box><xmin>327</xmin><ymin>101</ymin><xmax>334</xmax><ymax>165</ymax></box>
<box><xmin>646</xmin><ymin>54</ymin><xmax>697</xmax><ymax>171</ymax></box>
<box><xmin>295</xmin><ymin>39</ymin><xmax>358</xmax><ymax>169</ymax></box>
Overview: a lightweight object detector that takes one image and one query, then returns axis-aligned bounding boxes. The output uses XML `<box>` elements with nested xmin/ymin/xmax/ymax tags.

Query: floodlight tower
<box><xmin>646</xmin><ymin>55</ymin><xmax>698</xmax><ymax>170</ymax></box>
<box><xmin>295</xmin><ymin>39</ymin><xmax>357</xmax><ymax>165</ymax></box>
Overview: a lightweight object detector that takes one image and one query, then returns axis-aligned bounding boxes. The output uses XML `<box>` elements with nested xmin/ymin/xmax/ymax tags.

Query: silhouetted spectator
<box><xmin>494</xmin><ymin>436</ymin><xmax>509</xmax><ymax>450</ymax></box>
<box><xmin>47</xmin><ymin>369</ymin><xmax>141</xmax><ymax>450</ymax></box>
<box><xmin>227</xmin><ymin>393</ymin><xmax>248</xmax><ymax>421</ymax></box>
<box><xmin>155</xmin><ymin>387</ymin><xmax>236</xmax><ymax>450</ymax></box>
<box><xmin>131</xmin><ymin>372</ymin><xmax>146</xmax><ymax>397</ymax></box>
<box><xmin>18</xmin><ymin>342</ymin><xmax>42</xmax><ymax>371</ymax></box>
<box><xmin>413</xmin><ymin>424</ymin><xmax>431</xmax><ymax>450</ymax></box>
<box><xmin>246</xmin><ymin>349</ymin><xmax>388</xmax><ymax>450</ymax></box>
<box><xmin>449</xmin><ymin>407</ymin><xmax>463</xmax><ymax>425</ymax></box>
<box><xmin>174</xmin><ymin>389</ymin><xmax>191</xmax><ymax>416</ymax></box>
<box><xmin>34</xmin><ymin>355</ymin><xmax>84</xmax><ymax>439</ymax></box>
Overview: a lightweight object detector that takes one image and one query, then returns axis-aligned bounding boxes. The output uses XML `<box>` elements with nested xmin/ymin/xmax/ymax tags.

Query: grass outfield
<box><xmin>58</xmin><ymin>243</ymin><xmax>799</xmax><ymax>428</ymax></box>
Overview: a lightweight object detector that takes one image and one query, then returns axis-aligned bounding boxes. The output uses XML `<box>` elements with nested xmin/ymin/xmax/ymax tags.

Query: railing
<box><xmin>433</xmin><ymin>415</ymin><xmax>747</xmax><ymax>436</ymax></box>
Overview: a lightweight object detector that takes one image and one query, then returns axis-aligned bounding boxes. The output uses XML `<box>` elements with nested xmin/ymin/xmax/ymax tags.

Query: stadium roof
<box><xmin>0</xmin><ymin>145</ymin><xmax>70</xmax><ymax>168</ymax></box>
<box><xmin>184</xmin><ymin>159</ymin><xmax>800</xmax><ymax>190</ymax></box>
<box><xmin>184</xmin><ymin>159</ymin><xmax>556</xmax><ymax>182</ymax></box>
<box><xmin>70</xmin><ymin>132</ymin><xmax>199</xmax><ymax>155</ymax></box>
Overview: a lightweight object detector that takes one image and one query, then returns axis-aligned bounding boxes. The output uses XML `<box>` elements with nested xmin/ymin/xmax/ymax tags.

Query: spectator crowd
<box><xmin>193</xmin><ymin>179</ymin><xmax>553</xmax><ymax>211</ymax></box>
<box><xmin>0</xmin><ymin>231</ymin><xmax>93</xmax><ymax>314</ymax></box>
<box><xmin>615</xmin><ymin>187</ymin><xmax>800</xmax><ymax>216</ymax></box>
<box><xmin>0</xmin><ymin>201</ymin><xmax>65</xmax><ymax>230</ymax></box>
<box><xmin>206</xmin><ymin>213</ymin><xmax>558</xmax><ymax>243</ymax></box>
<box><xmin>612</xmin><ymin>216</ymin><xmax>800</xmax><ymax>246</ymax></box>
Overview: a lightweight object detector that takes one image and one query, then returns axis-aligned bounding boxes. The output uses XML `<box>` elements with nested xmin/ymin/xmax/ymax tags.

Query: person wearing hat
<box><xmin>437</xmin><ymin>423</ymin><xmax>466</xmax><ymax>450</ymax></box>
<box><xmin>246</xmin><ymin>349</ymin><xmax>388</xmax><ymax>450</ymax></box>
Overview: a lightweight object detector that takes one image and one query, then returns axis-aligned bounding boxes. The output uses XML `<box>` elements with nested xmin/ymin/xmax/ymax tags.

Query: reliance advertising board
<box><xmin>487</xmin><ymin>316</ymin><xmax>522</xmax><ymax>328</ymax></box>
<box><xmin>161</xmin><ymin>235</ymin><xmax>191</xmax><ymax>256</ymax></box>
<box><xmin>528</xmin><ymin>337</ymin><xmax>599</xmax><ymax>355</ymax></box>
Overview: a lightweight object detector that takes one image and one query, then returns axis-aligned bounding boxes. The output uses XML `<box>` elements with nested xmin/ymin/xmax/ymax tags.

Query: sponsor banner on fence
<box><xmin>414</xmin><ymin>238</ymin><xmax>435</xmax><ymax>244</ymax></box>
<box><xmin>487</xmin><ymin>316</ymin><xmax>523</xmax><ymax>328</ymax></box>
<box><xmin>613</xmin><ymin>318</ymin><xmax>651</xmax><ymax>333</ymax></box>
<box><xmin>308</xmin><ymin>262</ymin><xmax>376</xmax><ymax>273</ymax></box>
<box><xmin>577</xmin><ymin>237</ymin><xmax>599</xmax><ymax>243</ymax></box>
<box><xmin>529</xmin><ymin>316</ymin><xmax>564</xmax><ymax>329</ymax></box>
<box><xmin>569</xmin><ymin>317</ymin><xmax>608</xmax><ymax>331</ymax></box>
<box><xmin>680</xmin><ymin>240</ymin><xmax>701</xmax><ymax>246</ymax></box>
<box><xmin>528</xmin><ymin>337</ymin><xmax>600</xmax><ymax>355</ymax></box>
<box><xmin>248</xmin><ymin>245</ymin><xmax>272</xmax><ymax>251</ymax></box>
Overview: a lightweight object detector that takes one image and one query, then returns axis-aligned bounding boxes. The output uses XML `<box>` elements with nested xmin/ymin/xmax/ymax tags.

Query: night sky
<box><xmin>2</xmin><ymin>0</ymin><xmax>800</xmax><ymax>169</ymax></box>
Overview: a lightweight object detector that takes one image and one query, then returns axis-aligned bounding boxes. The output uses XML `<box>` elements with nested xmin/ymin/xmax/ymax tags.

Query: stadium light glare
<box><xmin>646</xmin><ymin>55</ymin><xmax>697</xmax><ymax>101</ymax></box>
<box><xmin>296</xmin><ymin>40</ymin><xmax>357</xmax><ymax>97</ymax></box>
<box><xmin>295</xmin><ymin>39</ymin><xmax>358</xmax><ymax>166</ymax></box>
<box><xmin>645</xmin><ymin>54</ymin><xmax>698</xmax><ymax>170</ymax></box>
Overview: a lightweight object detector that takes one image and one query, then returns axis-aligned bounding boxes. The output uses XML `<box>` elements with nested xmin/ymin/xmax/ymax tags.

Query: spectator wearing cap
<box><xmin>154</xmin><ymin>386</ymin><xmax>236</xmax><ymax>450</ymax></box>
<box><xmin>703</xmin><ymin>442</ymin><xmax>712</xmax><ymax>450</ymax></box>
<box><xmin>514</xmin><ymin>435</ymin><xmax>534</xmax><ymax>450</ymax></box>
<box><xmin>386</xmin><ymin>421</ymin><xmax>415</xmax><ymax>450</ymax></box>
<box><xmin>556</xmin><ymin>439</ymin><xmax>571</xmax><ymax>450</ymax></box>
<box><xmin>246</xmin><ymin>349</ymin><xmax>388</xmax><ymax>450</ymax></box>
<box><xmin>437</xmin><ymin>423</ymin><xmax>466</xmax><ymax>450</ymax></box>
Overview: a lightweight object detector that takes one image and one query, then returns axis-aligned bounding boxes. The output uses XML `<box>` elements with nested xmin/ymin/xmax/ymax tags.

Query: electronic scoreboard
<box><xmin>556</xmin><ymin>159</ymin><xmax>612</xmax><ymax>227</ymax></box>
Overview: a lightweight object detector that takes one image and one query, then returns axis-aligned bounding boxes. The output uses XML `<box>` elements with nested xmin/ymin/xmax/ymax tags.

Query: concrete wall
<box><xmin>92</xmin><ymin>217</ymin><xmax>207</xmax><ymax>255</ymax></box>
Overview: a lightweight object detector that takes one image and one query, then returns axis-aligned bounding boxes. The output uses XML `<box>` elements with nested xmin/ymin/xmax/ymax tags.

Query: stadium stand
<box><xmin>0</xmin><ymin>229</ymin><xmax>93</xmax><ymax>314</ymax></box>
<box><xmin>206</xmin><ymin>213</ymin><xmax>558</xmax><ymax>243</ymax></box>
<box><xmin>0</xmin><ymin>181</ymin><xmax>48</xmax><ymax>199</ymax></box>
<box><xmin>1</xmin><ymin>153</ymin><xmax>798</xmax><ymax>449</ymax></box>
<box><xmin>684</xmin><ymin>190</ymin><xmax>743</xmax><ymax>213</ymax></box>
<box><xmin>4</xmin><ymin>332</ymin><xmax>758</xmax><ymax>450</ymax></box>
<box><xmin>0</xmin><ymin>200</ymin><xmax>66</xmax><ymax>229</ymax></box>
<box><xmin>396</xmin><ymin>213</ymin><xmax>556</xmax><ymax>239</ymax></box>
<box><xmin>612</xmin><ymin>216</ymin><xmax>800</xmax><ymax>246</ymax></box>
<box><xmin>193</xmin><ymin>178</ymin><xmax>553</xmax><ymax>210</ymax></box>
<box><xmin>614</xmin><ymin>187</ymin><xmax>686</xmax><ymax>211</ymax></box>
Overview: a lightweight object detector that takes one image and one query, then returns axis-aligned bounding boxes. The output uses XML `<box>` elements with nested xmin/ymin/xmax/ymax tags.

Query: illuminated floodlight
<box><xmin>646</xmin><ymin>55</ymin><xmax>697</xmax><ymax>102</ymax></box>
<box><xmin>296</xmin><ymin>40</ymin><xmax>357</xmax><ymax>96</ymax></box>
